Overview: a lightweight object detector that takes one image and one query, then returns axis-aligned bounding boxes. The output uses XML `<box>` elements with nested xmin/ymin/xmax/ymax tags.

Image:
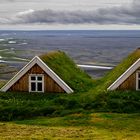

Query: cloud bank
<box><xmin>1</xmin><ymin>0</ymin><xmax>140</xmax><ymax>25</ymax></box>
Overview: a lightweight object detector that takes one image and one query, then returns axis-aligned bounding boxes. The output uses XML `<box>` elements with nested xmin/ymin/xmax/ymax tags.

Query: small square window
<box><xmin>37</xmin><ymin>77</ymin><xmax>42</xmax><ymax>81</ymax></box>
<box><xmin>29</xmin><ymin>75</ymin><xmax>44</xmax><ymax>92</ymax></box>
<box><xmin>31</xmin><ymin>76</ymin><xmax>36</xmax><ymax>81</ymax></box>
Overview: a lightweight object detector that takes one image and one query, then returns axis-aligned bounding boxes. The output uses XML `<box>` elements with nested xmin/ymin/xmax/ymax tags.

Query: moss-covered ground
<box><xmin>40</xmin><ymin>51</ymin><xmax>94</xmax><ymax>92</ymax></box>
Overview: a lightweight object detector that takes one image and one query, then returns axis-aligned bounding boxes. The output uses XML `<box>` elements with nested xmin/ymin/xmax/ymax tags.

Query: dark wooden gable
<box><xmin>117</xmin><ymin>67</ymin><xmax>140</xmax><ymax>90</ymax></box>
<box><xmin>8</xmin><ymin>64</ymin><xmax>65</xmax><ymax>93</ymax></box>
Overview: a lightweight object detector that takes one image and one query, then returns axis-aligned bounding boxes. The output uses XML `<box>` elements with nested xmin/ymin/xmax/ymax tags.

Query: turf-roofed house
<box><xmin>1</xmin><ymin>52</ymin><xmax>73</xmax><ymax>93</ymax></box>
<box><xmin>108</xmin><ymin>48</ymin><xmax>140</xmax><ymax>91</ymax></box>
<box><xmin>1</xmin><ymin>51</ymin><xmax>93</xmax><ymax>93</ymax></box>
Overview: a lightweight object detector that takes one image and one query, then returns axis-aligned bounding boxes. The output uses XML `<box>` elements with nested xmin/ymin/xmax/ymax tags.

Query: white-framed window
<box><xmin>29</xmin><ymin>74</ymin><xmax>44</xmax><ymax>92</ymax></box>
<box><xmin>136</xmin><ymin>71</ymin><xmax>140</xmax><ymax>90</ymax></box>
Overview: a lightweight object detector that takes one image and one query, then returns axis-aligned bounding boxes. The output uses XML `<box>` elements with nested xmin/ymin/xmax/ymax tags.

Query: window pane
<box><xmin>37</xmin><ymin>83</ymin><xmax>42</xmax><ymax>91</ymax></box>
<box><xmin>138</xmin><ymin>80</ymin><xmax>140</xmax><ymax>90</ymax></box>
<box><xmin>31</xmin><ymin>82</ymin><xmax>36</xmax><ymax>91</ymax></box>
<box><xmin>31</xmin><ymin>76</ymin><xmax>36</xmax><ymax>81</ymax></box>
<box><xmin>138</xmin><ymin>73</ymin><xmax>140</xmax><ymax>78</ymax></box>
<box><xmin>37</xmin><ymin>76</ymin><xmax>42</xmax><ymax>81</ymax></box>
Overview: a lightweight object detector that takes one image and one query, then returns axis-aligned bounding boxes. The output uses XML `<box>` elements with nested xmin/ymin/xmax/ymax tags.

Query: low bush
<box><xmin>92</xmin><ymin>91</ymin><xmax>140</xmax><ymax>113</ymax></box>
<box><xmin>0</xmin><ymin>90</ymin><xmax>139</xmax><ymax>121</ymax></box>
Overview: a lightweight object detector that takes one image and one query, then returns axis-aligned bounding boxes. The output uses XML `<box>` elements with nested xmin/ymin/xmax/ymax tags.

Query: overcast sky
<box><xmin>1</xmin><ymin>0</ymin><xmax>140</xmax><ymax>30</ymax></box>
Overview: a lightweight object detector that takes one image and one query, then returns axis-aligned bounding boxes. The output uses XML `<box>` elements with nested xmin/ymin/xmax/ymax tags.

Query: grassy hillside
<box><xmin>0</xmin><ymin>50</ymin><xmax>140</xmax><ymax>139</ymax></box>
<box><xmin>40</xmin><ymin>51</ymin><xmax>94</xmax><ymax>92</ymax></box>
<box><xmin>0</xmin><ymin>49</ymin><xmax>140</xmax><ymax>121</ymax></box>
<box><xmin>94</xmin><ymin>48</ymin><xmax>140</xmax><ymax>92</ymax></box>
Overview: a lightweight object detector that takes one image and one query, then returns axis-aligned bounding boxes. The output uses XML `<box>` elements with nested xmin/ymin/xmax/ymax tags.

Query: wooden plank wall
<box><xmin>117</xmin><ymin>72</ymin><xmax>136</xmax><ymax>90</ymax></box>
<box><xmin>9</xmin><ymin>64</ymin><xmax>65</xmax><ymax>93</ymax></box>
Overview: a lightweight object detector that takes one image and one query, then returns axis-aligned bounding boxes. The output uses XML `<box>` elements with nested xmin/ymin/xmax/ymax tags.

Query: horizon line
<box><xmin>0</xmin><ymin>29</ymin><xmax>140</xmax><ymax>31</ymax></box>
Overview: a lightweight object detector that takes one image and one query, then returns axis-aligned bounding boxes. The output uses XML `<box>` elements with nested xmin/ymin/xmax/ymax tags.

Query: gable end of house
<box><xmin>108</xmin><ymin>58</ymin><xmax>140</xmax><ymax>91</ymax></box>
<box><xmin>1</xmin><ymin>56</ymin><xmax>73</xmax><ymax>93</ymax></box>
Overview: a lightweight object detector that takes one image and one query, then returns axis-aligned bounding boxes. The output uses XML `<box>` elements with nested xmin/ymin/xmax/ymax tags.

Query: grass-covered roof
<box><xmin>94</xmin><ymin>48</ymin><xmax>140</xmax><ymax>92</ymax></box>
<box><xmin>40</xmin><ymin>51</ymin><xmax>94</xmax><ymax>92</ymax></box>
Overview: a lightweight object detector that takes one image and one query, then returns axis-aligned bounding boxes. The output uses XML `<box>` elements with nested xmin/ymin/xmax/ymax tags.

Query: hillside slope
<box><xmin>0</xmin><ymin>50</ymin><xmax>140</xmax><ymax>121</ymax></box>
<box><xmin>40</xmin><ymin>51</ymin><xmax>94</xmax><ymax>92</ymax></box>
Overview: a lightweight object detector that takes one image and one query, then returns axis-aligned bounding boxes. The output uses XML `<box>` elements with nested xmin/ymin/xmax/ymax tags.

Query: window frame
<box><xmin>29</xmin><ymin>74</ymin><xmax>44</xmax><ymax>93</ymax></box>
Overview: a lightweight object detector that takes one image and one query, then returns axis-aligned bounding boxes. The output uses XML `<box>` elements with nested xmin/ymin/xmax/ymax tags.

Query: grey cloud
<box><xmin>0</xmin><ymin>0</ymin><xmax>15</xmax><ymax>2</ymax></box>
<box><xmin>1</xmin><ymin>0</ymin><xmax>140</xmax><ymax>25</ymax></box>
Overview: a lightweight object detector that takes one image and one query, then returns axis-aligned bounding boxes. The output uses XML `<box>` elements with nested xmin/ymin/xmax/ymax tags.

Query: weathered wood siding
<box><xmin>117</xmin><ymin>72</ymin><xmax>136</xmax><ymax>90</ymax></box>
<box><xmin>8</xmin><ymin>64</ymin><xmax>65</xmax><ymax>93</ymax></box>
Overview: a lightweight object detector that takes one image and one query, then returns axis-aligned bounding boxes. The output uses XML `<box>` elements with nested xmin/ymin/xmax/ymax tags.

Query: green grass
<box><xmin>94</xmin><ymin>48</ymin><xmax>140</xmax><ymax>92</ymax></box>
<box><xmin>40</xmin><ymin>51</ymin><xmax>94</xmax><ymax>92</ymax></box>
<box><xmin>0</xmin><ymin>113</ymin><xmax>139</xmax><ymax>139</ymax></box>
<box><xmin>0</xmin><ymin>80</ymin><xmax>6</xmax><ymax>88</ymax></box>
<box><xmin>0</xmin><ymin>50</ymin><xmax>140</xmax><ymax>122</ymax></box>
<box><xmin>0</xmin><ymin>49</ymin><xmax>140</xmax><ymax>139</ymax></box>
